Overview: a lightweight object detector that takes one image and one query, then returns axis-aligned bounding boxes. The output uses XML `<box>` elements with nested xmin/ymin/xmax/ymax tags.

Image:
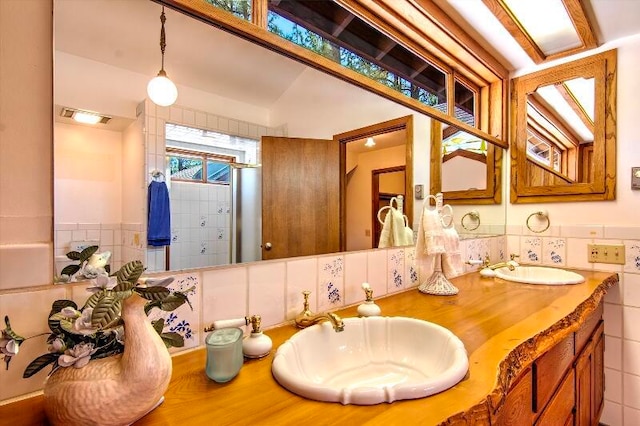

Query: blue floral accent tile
<box><xmin>387</xmin><ymin>249</ymin><xmax>405</xmax><ymax>293</ymax></box>
<box><xmin>318</xmin><ymin>255</ymin><xmax>344</xmax><ymax>311</ymax></box>
<box><xmin>624</xmin><ymin>240</ymin><xmax>640</xmax><ymax>273</ymax></box>
<box><xmin>404</xmin><ymin>247</ymin><xmax>419</xmax><ymax>288</ymax></box>
<box><xmin>147</xmin><ymin>273</ymin><xmax>200</xmax><ymax>352</ymax></box>
<box><xmin>543</xmin><ymin>238</ymin><xmax>566</xmax><ymax>266</ymax></box>
<box><xmin>521</xmin><ymin>237</ymin><xmax>542</xmax><ymax>264</ymax></box>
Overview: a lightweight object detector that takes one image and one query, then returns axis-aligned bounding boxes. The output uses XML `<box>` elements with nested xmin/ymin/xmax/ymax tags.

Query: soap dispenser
<box><xmin>357</xmin><ymin>282</ymin><xmax>381</xmax><ymax>317</ymax></box>
<box><xmin>210</xmin><ymin>315</ymin><xmax>273</xmax><ymax>359</ymax></box>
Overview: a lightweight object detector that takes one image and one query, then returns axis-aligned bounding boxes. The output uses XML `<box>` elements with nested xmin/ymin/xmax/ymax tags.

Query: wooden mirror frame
<box><xmin>510</xmin><ymin>49</ymin><xmax>617</xmax><ymax>203</ymax></box>
<box><xmin>429</xmin><ymin>120</ymin><xmax>502</xmax><ymax>205</ymax></box>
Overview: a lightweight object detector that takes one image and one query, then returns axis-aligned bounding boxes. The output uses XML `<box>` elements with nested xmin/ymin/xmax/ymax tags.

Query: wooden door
<box><xmin>261</xmin><ymin>136</ymin><xmax>340</xmax><ymax>260</ymax></box>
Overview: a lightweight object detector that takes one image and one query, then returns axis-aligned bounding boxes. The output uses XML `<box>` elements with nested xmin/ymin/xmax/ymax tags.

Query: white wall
<box><xmin>54</xmin><ymin>122</ymin><xmax>122</xmax><ymax>224</ymax></box>
<box><xmin>442</xmin><ymin>155</ymin><xmax>486</xmax><ymax>192</ymax></box>
<box><xmin>55</xmin><ymin>51</ymin><xmax>271</xmax><ymax>126</ymax></box>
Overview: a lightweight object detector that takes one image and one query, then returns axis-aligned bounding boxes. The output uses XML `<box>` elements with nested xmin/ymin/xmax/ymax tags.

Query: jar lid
<box><xmin>205</xmin><ymin>328</ymin><xmax>242</xmax><ymax>346</ymax></box>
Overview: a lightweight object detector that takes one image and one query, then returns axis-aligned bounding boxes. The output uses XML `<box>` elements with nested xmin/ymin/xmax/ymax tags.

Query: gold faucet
<box><xmin>294</xmin><ymin>291</ymin><xmax>345</xmax><ymax>332</ymax></box>
<box><xmin>467</xmin><ymin>255</ymin><xmax>518</xmax><ymax>271</ymax></box>
<box><xmin>486</xmin><ymin>261</ymin><xmax>517</xmax><ymax>271</ymax></box>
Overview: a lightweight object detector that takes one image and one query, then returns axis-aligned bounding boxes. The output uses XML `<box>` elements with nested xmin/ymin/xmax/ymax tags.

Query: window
<box><xmin>167</xmin><ymin>148</ymin><xmax>233</xmax><ymax>185</ymax></box>
<box><xmin>205</xmin><ymin>0</ymin><xmax>252</xmax><ymax>21</ymax></box>
<box><xmin>454</xmin><ymin>79</ymin><xmax>477</xmax><ymax>126</ymax></box>
<box><xmin>267</xmin><ymin>2</ymin><xmax>446</xmax><ymax>110</ymax></box>
<box><xmin>526</xmin><ymin>129</ymin><xmax>562</xmax><ymax>172</ymax></box>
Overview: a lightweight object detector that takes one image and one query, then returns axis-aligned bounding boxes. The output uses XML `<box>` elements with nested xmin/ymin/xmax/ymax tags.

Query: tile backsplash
<box><xmin>0</xmin><ymin>233</ymin><xmax>499</xmax><ymax>402</ymax></box>
<box><xmin>2</xmin><ymin>224</ymin><xmax>640</xmax><ymax>407</ymax></box>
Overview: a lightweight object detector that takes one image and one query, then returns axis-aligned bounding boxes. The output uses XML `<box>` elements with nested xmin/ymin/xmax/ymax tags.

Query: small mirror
<box><xmin>430</xmin><ymin>121</ymin><xmax>503</xmax><ymax>205</ymax></box>
<box><xmin>511</xmin><ymin>50</ymin><xmax>617</xmax><ymax>203</ymax></box>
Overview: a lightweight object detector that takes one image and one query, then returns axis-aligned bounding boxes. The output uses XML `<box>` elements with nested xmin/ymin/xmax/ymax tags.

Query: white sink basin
<box><xmin>271</xmin><ymin>316</ymin><xmax>468</xmax><ymax>405</ymax></box>
<box><xmin>495</xmin><ymin>266</ymin><xmax>585</xmax><ymax>285</ymax></box>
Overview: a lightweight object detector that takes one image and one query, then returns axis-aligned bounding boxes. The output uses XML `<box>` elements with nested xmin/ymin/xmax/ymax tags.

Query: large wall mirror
<box><xmin>510</xmin><ymin>50</ymin><xmax>617</xmax><ymax>203</ymax></box>
<box><xmin>53</xmin><ymin>0</ymin><xmax>506</xmax><ymax>276</ymax></box>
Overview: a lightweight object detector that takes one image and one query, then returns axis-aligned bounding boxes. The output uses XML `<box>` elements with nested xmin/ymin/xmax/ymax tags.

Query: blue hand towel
<box><xmin>147</xmin><ymin>181</ymin><xmax>171</xmax><ymax>247</ymax></box>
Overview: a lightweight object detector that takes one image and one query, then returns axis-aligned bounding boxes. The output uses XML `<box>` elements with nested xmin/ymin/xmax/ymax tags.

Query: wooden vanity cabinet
<box><xmin>495</xmin><ymin>303</ymin><xmax>604</xmax><ymax>426</ymax></box>
<box><xmin>575</xmin><ymin>321</ymin><xmax>605</xmax><ymax>426</ymax></box>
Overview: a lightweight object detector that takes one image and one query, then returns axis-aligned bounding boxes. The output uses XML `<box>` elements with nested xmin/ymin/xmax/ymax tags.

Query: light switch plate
<box><xmin>415</xmin><ymin>184</ymin><xmax>424</xmax><ymax>199</ymax></box>
<box><xmin>588</xmin><ymin>243</ymin><xmax>626</xmax><ymax>264</ymax></box>
<box><xmin>632</xmin><ymin>167</ymin><xmax>640</xmax><ymax>190</ymax></box>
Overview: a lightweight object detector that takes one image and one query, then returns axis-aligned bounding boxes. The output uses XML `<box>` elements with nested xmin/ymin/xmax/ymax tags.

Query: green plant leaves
<box><xmin>135</xmin><ymin>286</ymin><xmax>171</xmax><ymax>301</ymax></box>
<box><xmin>91</xmin><ymin>296</ymin><xmax>122</xmax><ymax>329</ymax></box>
<box><xmin>23</xmin><ymin>353</ymin><xmax>58</xmax><ymax>378</ymax></box>
<box><xmin>3</xmin><ymin>316</ymin><xmax>25</xmax><ymax>343</ymax></box>
<box><xmin>116</xmin><ymin>260</ymin><xmax>145</xmax><ymax>285</ymax></box>
<box><xmin>152</xmin><ymin>318</ymin><xmax>165</xmax><ymax>335</ymax></box>
<box><xmin>79</xmin><ymin>246</ymin><xmax>99</xmax><ymax>262</ymax></box>
<box><xmin>60</xmin><ymin>264</ymin><xmax>81</xmax><ymax>277</ymax></box>
<box><xmin>159</xmin><ymin>293</ymin><xmax>189</xmax><ymax>312</ymax></box>
<box><xmin>112</xmin><ymin>280</ymin><xmax>135</xmax><ymax>292</ymax></box>
<box><xmin>160</xmin><ymin>332</ymin><xmax>184</xmax><ymax>348</ymax></box>
<box><xmin>48</xmin><ymin>300</ymin><xmax>77</xmax><ymax>334</ymax></box>
<box><xmin>66</xmin><ymin>250</ymin><xmax>82</xmax><ymax>261</ymax></box>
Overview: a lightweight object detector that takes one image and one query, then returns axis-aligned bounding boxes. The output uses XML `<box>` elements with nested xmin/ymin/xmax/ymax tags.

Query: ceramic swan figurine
<box><xmin>43</xmin><ymin>293</ymin><xmax>172</xmax><ymax>426</ymax></box>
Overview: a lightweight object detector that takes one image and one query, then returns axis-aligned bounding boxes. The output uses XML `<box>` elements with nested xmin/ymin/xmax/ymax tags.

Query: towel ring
<box><xmin>526</xmin><ymin>211</ymin><xmax>550</xmax><ymax>233</ymax></box>
<box><xmin>440</xmin><ymin>204</ymin><xmax>454</xmax><ymax>229</ymax></box>
<box><xmin>377</xmin><ymin>206</ymin><xmax>391</xmax><ymax>225</ymax></box>
<box><xmin>461</xmin><ymin>210</ymin><xmax>480</xmax><ymax>231</ymax></box>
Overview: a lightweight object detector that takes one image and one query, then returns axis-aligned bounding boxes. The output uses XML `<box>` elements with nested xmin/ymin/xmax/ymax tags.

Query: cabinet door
<box><xmin>575</xmin><ymin>338</ymin><xmax>593</xmax><ymax>426</ymax></box>
<box><xmin>495</xmin><ymin>368</ymin><xmax>534</xmax><ymax>426</ymax></box>
<box><xmin>593</xmin><ymin>322</ymin><xmax>605</xmax><ymax>423</ymax></box>
<box><xmin>536</xmin><ymin>369</ymin><xmax>575</xmax><ymax>426</ymax></box>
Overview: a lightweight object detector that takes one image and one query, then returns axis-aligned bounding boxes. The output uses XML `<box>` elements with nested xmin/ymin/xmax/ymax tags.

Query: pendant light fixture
<box><xmin>147</xmin><ymin>6</ymin><xmax>178</xmax><ymax>107</ymax></box>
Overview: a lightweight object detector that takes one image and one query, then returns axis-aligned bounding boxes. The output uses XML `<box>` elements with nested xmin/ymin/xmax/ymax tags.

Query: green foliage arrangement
<box><xmin>1</xmin><ymin>260</ymin><xmax>192</xmax><ymax>378</ymax></box>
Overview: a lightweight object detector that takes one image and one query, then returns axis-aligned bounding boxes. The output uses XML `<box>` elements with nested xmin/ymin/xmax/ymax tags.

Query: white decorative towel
<box><xmin>442</xmin><ymin>226</ymin><xmax>464</xmax><ymax>278</ymax></box>
<box><xmin>416</xmin><ymin>208</ymin><xmax>445</xmax><ymax>257</ymax></box>
<box><xmin>378</xmin><ymin>207</ymin><xmax>406</xmax><ymax>248</ymax></box>
<box><xmin>402</xmin><ymin>215</ymin><xmax>414</xmax><ymax>246</ymax></box>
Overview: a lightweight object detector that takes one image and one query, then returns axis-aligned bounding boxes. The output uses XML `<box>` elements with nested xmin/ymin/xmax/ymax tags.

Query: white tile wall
<box><xmin>143</xmin><ymin>102</ymin><xmax>280</xmax><ymax>273</ymax></box>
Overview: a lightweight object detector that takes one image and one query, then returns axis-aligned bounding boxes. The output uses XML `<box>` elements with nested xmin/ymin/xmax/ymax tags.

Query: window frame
<box><xmin>166</xmin><ymin>147</ymin><xmax>236</xmax><ymax>185</ymax></box>
<box><xmin>162</xmin><ymin>0</ymin><xmax>508</xmax><ymax>149</ymax></box>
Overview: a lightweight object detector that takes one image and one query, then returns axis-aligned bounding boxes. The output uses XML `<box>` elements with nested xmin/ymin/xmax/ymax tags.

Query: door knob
<box><xmin>264</xmin><ymin>242</ymin><xmax>272</xmax><ymax>250</ymax></box>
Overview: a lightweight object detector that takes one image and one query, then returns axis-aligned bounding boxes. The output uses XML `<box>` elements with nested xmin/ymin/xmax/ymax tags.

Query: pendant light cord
<box><xmin>159</xmin><ymin>7</ymin><xmax>167</xmax><ymax>72</ymax></box>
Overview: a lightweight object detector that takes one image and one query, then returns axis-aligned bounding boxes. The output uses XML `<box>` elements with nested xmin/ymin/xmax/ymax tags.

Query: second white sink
<box><xmin>271</xmin><ymin>316</ymin><xmax>468</xmax><ymax>405</ymax></box>
<box><xmin>495</xmin><ymin>266</ymin><xmax>585</xmax><ymax>285</ymax></box>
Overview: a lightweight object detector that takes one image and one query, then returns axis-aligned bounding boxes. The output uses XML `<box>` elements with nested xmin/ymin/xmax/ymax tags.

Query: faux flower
<box><xmin>1</xmin><ymin>333</ymin><xmax>19</xmax><ymax>356</ymax></box>
<box><xmin>57</xmin><ymin>342</ymin><xmax>97</xmax><ymax>368</ymax></box>
<box><xmin>80</xmin><ymin>264</ymin><xmax>107</xmax><ymax>279</ymax></box>
<box><xmin>0</xmin><ymin>317</ymin><xmax>22</xmax><ymax>370</ymax></box>
<box><xmin>86</xmin><ymin>275</ymin><xmax>117</xmax><ymax>293</ymax></box>
<box><xmin>61</xmin><ymin>306</ymin><xmax>81</xmax><ymax>319</ymax></box>
<box><xmin>72</xmin><ymin>308</ymin><xmax>97</xmax><ymax>335</ymax></box>
<box><xmin>48</xmin><ymin>337</ymin><xmax>66</xmax><ymax>354</ymax></box>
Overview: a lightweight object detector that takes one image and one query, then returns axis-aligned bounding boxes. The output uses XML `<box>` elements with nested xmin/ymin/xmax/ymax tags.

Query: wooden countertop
<box><xmin>1</xmin><ymin>270</ymin><xmax>617</xmax><ymax>426</ymax></box>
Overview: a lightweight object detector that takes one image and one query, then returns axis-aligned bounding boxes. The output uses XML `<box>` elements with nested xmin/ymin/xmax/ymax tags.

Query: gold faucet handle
<box><xmin>510</xmin><ymin>253</ymin><xmax>520</xmax><ymax>261</ymax></box>
<box><xmin>361</xmin><ymin>282</ymin><xmax>374</xmax><ymax>301</ymax></box>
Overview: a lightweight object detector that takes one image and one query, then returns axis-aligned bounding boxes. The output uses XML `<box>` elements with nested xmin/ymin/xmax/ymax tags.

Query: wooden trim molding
<box><xmin>510</xmin><ymin>49</ymin><xmax>616</xmax><ymax>203</ymax></box>
<box><xmin>159</xmin><ymin>0</ymin><xmax>508</xmax><ymax>149</ymax></box>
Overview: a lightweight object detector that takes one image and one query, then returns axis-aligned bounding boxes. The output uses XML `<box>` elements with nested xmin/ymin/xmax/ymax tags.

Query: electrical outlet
<box><xmin>588</xmin><ymin>243</ymin><xmax>625</xmax><ymax>264</ymax></box>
